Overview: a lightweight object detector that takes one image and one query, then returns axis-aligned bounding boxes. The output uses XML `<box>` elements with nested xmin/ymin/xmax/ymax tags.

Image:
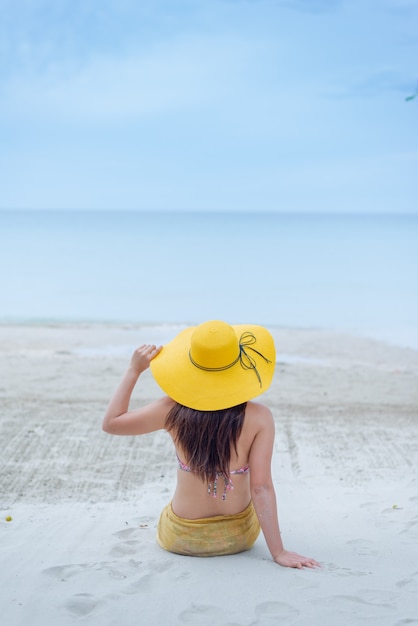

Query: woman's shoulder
<box><xmin>246</xmin><ymin>400</ymin><xmax>273</xmax><ymax>417</ymax></box>
<box><xmin>245</xmin><ymin>401</ymin><xmax>274</xmax><ymax>430</ymax></box>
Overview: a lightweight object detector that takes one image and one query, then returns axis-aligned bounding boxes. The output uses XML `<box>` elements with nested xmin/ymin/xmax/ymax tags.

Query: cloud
<box><xmin>0</xmin><ymin>0</ymin><xmax>200</xmax><ymax>81</ymax></box>
<box><xmin>1</xmin><ymin>0</ymin><xmax>417</xmax><ymax>213</ymax></box>
<box><xmin>325</xmin><ymin>69</ymin><xmax>415</xmax><ymax>100</ymax></box>
<box><xmin>1</xmin><ymin>34</ymin><xmax>256</xmax><ymax>123</ymax></box>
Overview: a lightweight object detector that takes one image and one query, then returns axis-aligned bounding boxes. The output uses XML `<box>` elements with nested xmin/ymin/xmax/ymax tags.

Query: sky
<box><xmin>0</xmin><ymin>0</ymin><xmax>417</xmax><ymax>213</ymax></box>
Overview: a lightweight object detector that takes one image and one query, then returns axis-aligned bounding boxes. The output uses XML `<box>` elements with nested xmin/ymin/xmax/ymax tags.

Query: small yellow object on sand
<box><xmin>5</xmin><ymin>516</ymin><xmax>12</xmax><ymax>522</ymax></box>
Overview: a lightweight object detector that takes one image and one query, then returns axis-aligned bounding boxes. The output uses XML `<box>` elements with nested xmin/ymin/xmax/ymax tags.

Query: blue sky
<box><xmin>0</xmin><ymin>0</ymin><xmax>417</xmax><ymax>212</ymax></box>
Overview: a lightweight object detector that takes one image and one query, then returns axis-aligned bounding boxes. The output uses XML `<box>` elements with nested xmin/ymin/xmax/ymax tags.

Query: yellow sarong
<box><xmin>156</xmin><ymin>501</ymin><xmax>260</xmax><ymax>557</ymax></box>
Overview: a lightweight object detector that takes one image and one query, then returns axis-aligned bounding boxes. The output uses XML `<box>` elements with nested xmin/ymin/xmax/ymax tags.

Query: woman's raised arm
<box><xmin>102</xmin><ymin>344</ymin><xmax>173</xmax><ymax>436</ymax></box>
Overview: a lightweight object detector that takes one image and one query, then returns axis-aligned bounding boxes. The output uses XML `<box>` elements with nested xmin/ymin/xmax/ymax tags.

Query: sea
<box><xmin>0</xmin><ymin>210</ymin><xmax>417</xmax><ymax>349</ymax></box>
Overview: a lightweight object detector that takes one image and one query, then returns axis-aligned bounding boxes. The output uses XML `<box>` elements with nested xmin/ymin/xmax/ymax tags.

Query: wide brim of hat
<box><xmin>150</xmin><ymin>324</ymin><xmax>276</xmax><ymax>411</ymax></box>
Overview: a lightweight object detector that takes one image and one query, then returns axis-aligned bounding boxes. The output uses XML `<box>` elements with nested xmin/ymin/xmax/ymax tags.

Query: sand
<box><xmin>1</xmin><ymin>323</ymin><xmax>417</xmax><ymax>626</ymax></box>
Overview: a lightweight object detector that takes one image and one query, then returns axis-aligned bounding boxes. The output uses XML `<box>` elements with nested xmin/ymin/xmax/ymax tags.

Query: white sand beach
<box><xmin>1</xmin><ymin>324</ymin><xmax>417</xmax><ymax>626</ymax></box>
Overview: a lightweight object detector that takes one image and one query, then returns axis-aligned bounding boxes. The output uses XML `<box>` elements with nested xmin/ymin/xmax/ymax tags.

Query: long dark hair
<box><xmin>165</xmin><ymin>402</ymin><xmax>247</xmax><ymax>483</ymax></box>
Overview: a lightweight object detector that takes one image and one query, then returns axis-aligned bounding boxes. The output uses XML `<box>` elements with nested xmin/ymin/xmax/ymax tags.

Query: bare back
<box><xmin>170</xmin><ymin>401</ymin><xmax>274</xmax><ymax>519</ymax></box>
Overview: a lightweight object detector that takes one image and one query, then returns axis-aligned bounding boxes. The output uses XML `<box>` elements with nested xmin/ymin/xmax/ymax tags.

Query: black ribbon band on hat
<box><xmin>189</xmin><ymin>331</ymin><xmax>271</xmax><ymax>387</ymax></box>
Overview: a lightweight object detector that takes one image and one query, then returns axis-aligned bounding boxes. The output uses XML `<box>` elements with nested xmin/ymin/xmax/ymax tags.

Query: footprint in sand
<box><xmin>43</xmin><ymin>559</ymin><xmax>142</xmax><ymax>583</ymax></box>
<box><xmin>121</xmin><ymin>558</ymin><xmax>174</xmax><ymax>594</ymax></box>
<box><xmin>43</xmin><ymin>563</ymin><xmax>89</xmax><ymax>581</ymax></box>
<box><xmin>311</xmin><ymin>589</ymin><xmax>398</xmax><ymax>614</ymax></box>
<box><xmin>400</xmin><ymin>515</ymin><xmax>418</xmax><ymax>540</ymax></box>
<box><xmin>360</xmin><ymin>501</ymin><xmax>378</xmax><ymax>511</ymax></box>
<box><xmin>113</xmin><ymin>527</ymin><xmax>140</xmax><ymax>540</ymax></box>
<box><xmin>109</xmin><ymin>539</ymin><xmax>141</xmax><ymax>557</ymax></box>
<box><xmin>396</xmin><ymin>571</ymin><xmax>418</xmax><ymax>592</ymax></box>
<box><xmin>179</xmin><ymin>602</ymin><xmax>299</xmax><ymax>626</ymax></box>
<box><xmin>110</xmin><ymin>524</ymin><xmax>154</xmax><ymax>557</ymax></box>
<box><xmin>346</xmin><ymin>538</ymin><xmax>379</xmax><ymax>557</ymax></box>
<box><xmin>66</xmin><ymin>592</ymin><xmax>101</xmax><ymax>616</ymax></box>
<box><xmin>113</xmin><ymin>520</ymin><xmax>152</xmax><ymax>540</ymax></box>
<box><xmin>250</xmin><ymin>601</ymin><xmax>299</xmax><ymax>624</ymax></box>
<box><xmin>179</xmin><ymin>604</ymin><xmax>233</xmax><ymax>626</ymax></box>
<box><xmin>323</xmin><ymin>562</ymin><xmax>369</xmax><ymax>577</ymax></box>
<box><xmin>121</xmin><ymin>570</ymin><xmax>154</xmax><ymax>594</ymax></box>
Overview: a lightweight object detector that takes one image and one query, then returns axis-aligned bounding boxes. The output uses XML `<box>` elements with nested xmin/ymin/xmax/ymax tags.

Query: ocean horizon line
<box><xmin>1</xmin><ymin>210</ymin><xmax>416</xmax><ymax>351</ymax></box>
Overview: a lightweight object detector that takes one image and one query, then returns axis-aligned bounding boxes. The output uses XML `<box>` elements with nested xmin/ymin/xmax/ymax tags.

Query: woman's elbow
<box><xmin>250</xmin><ymin>482</ymin><xmax>274</xmax><ymax>498</ymax></box>
<box><xmin>101</xmin><ymin>420</ymin><xmax>113</xmax><ymax>434</ymax></box>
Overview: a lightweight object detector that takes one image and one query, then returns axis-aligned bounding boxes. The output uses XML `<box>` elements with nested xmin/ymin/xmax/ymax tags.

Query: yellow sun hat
<box><xmin>150</xmin><ymin>320</ymin><xmax>276</xmax><ymax>411</ymax></box>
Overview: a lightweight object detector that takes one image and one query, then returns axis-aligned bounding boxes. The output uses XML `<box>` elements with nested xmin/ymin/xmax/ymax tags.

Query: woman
<box><xmin>102</xmin><ymin>320</ymin><xmax>319</xmax><ymax>569</ymax></box>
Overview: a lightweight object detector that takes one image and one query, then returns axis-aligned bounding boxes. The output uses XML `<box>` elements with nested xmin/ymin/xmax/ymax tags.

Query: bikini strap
<box><xmin>208</xmin><ymin>472</ymin><xmax>234</xmax><ymax>501</ymax></box>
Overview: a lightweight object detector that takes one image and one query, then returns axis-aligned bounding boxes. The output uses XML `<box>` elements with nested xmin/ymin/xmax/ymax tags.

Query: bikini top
<box><xmin>176</xmin><ymin>454</ymin><xmax>250</xmax><ymax>501</ymax></box>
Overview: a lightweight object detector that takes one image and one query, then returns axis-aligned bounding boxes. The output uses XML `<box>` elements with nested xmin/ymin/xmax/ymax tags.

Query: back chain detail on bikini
<box><xmin>176</xmin><ymin>454</ymin><xmax>250</xmax><ymax>501</ymax></box>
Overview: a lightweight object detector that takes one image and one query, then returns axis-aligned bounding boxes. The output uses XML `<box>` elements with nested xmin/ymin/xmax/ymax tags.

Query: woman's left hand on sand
<box><xmin>274</xmin><ymin>550</ymin><xmax>321</xmax><ymax>569</ymax></box>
